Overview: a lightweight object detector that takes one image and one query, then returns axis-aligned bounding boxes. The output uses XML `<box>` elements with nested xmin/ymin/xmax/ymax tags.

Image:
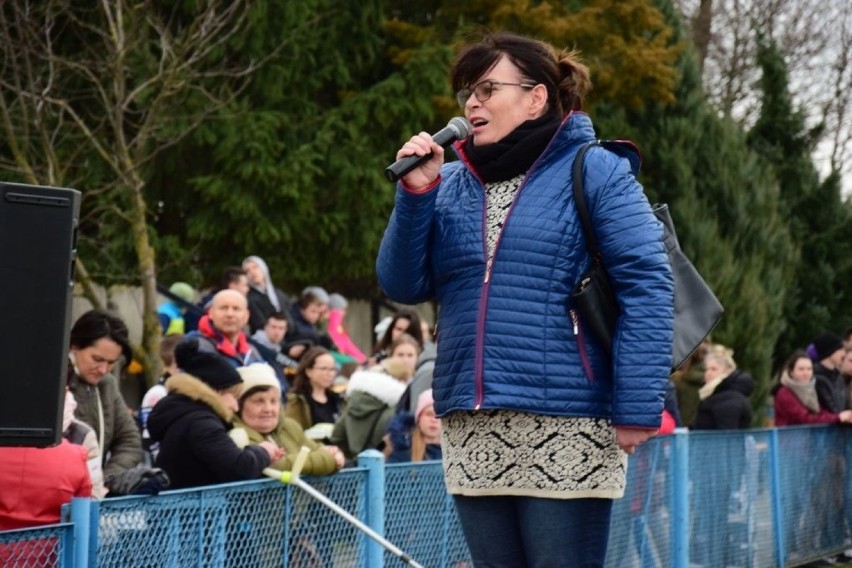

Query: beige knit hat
<box><xmin>236</xmin><ymin>363</ymin><xmax>280</xmax><ymax>399</ymax></box>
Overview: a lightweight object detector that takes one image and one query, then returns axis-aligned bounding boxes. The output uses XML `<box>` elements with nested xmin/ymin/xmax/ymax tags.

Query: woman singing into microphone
<box><xmin>376</xmin><ymin>31</ymin><xmax>673</xmax><ymax>566</ymax></box>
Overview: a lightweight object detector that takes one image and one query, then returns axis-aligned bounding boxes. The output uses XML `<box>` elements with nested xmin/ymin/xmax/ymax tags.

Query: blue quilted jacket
<box><xmin>376</xmin><ymin>112</ymin><xmax>674</xmax><ymax>428</ymax></box>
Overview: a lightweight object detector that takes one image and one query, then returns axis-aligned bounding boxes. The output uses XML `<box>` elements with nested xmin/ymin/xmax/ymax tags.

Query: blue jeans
<box><xmin>453</xmin><ymin>495</ymin><xmax>614</xmax><ymax>567</ymax></box>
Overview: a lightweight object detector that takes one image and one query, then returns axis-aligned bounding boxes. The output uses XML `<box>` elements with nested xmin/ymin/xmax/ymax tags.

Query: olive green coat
<box><xmin>231</xmin><ymin>413</ymin><xmax>337</xmax><ymax>476</ymax></box>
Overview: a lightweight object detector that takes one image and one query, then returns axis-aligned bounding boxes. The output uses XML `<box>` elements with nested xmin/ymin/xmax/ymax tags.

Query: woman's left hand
<box><xmin>614</xmin><ymin>426</ymin><xmax>657</xmax><ymax>455</ymax></box>
<box><xmin>322</xmin><ymin>445</ymin><xmax>346</xmax><ymax>469</ymax></box>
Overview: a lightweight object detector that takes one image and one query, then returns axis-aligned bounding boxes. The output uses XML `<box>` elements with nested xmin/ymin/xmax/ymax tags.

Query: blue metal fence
<box><xmin>3</xmin><ymin>425</ymin><xmax>851</xmax><ymax>567</ymax></box>
<box><xmin>0</xmin><ymin>522</ymin><xmax>74</xmax><ymax>567</ymax></box>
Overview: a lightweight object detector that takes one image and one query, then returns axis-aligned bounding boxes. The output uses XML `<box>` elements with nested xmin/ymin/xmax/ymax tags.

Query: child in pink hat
<box><xmin>385</xmin><ymin>389</ymin><xmax>442</xmax><ymax>463</ymax></box>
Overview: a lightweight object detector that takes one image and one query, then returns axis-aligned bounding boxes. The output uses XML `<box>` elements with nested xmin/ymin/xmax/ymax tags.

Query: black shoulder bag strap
<box><xmin>571</xmin><ymin>140</ymin><xmax>725</xmax><ymax>368</ymax></box>
<box><xmin>570</xmin><ymin>141</ymin><xmax>619</xmax><ymax>355</ymax></box>
<box><xmin>572</xmin><ymin>142</ymin><xmax>601</xmax><ymax>263</ymax></box>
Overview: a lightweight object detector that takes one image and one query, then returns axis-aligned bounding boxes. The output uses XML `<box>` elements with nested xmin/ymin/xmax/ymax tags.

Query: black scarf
<box><xmin>465</xmin><ymin>114</ymin><xmax>562</xmax><ymax>183</ymax></box>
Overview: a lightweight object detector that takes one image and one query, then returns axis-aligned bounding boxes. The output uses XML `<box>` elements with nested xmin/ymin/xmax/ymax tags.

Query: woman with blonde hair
<box><xmin>690</xmin><ymin>344</ymin><xmax>754</xmax><ymax>566</ymax></box>
<box><xmin>691</xmin><ymin>344</ymin><xmax>753</xmax><ymax>430</ymax></box>
<box><xmin>387</xmin><ymin>333</ymin><xmax>421</xmax><ymax>377</ymax></box>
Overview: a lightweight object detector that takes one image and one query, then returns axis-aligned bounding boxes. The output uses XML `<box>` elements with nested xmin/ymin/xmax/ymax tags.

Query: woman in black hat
<box><xmin>147</xmin><ymin>339</ymin><xmax>284</xmax><ymax>489</ymax></box>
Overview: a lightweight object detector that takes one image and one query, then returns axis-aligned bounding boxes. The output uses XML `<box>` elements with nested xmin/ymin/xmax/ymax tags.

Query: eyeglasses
<box><xmin>456</xmin><ymin>80</ymin><xmax>536</xmax><ymax>108</ymax></box>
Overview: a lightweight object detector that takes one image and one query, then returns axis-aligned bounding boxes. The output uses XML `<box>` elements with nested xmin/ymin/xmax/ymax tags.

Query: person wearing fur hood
<box><xmin>774</xmin><ymin>350</ymin><xmax>852</xmax><ymax>426</ymax></box>
<box><xmin>329</xmin><ymin>359</ymin><xmax>410</xmax><ymax>460</ymax></box>
<box><xmin>147</xmin><ymin>339</ymin><xmax>284</xmax><ymax>489</ymax></box>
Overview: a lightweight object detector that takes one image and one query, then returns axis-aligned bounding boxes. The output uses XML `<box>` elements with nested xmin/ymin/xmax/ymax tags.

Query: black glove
<box><xmin>106</xmin><ymin>465</ymin><xmax>170</xmax><ymax>496</ymax></box>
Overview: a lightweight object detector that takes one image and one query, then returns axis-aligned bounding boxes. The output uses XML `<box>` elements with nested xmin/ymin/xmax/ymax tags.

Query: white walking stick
<box><xmin>264</xmin><ymin>446</ymin><xmax>424</xmax><ymax>568</ymax></box>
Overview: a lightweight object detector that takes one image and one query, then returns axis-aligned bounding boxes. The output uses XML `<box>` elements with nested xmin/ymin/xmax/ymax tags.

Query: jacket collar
<box><xmin>165</xmin><ymin>373</ymin><xmax>234</xmax><ymax>423</ymax></box>
<box><xmin>198</xmin><ymin>315</ymin><xmax>251</xmax><ymax>359</ymax></box>
<box><xmin>454</xmin><ymin>111</ymin><xmax>598</xmax><ymax>174</ymax></box>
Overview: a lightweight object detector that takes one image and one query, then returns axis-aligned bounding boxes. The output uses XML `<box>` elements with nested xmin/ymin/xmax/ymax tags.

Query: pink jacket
<box><xmin>328</xmin><ymin>309</ymin><xmax>367</xmax><ymax>363</ymax></box>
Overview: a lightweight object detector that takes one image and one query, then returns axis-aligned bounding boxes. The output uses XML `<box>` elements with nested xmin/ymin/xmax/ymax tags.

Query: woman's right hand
<box><xmin>287</xmin><ymin>344</ymin><xmax>306</xmax><ymax>359</ymax></box>
<box><xmin>258</xmin><ymin>440</ymin><xmax>286</xmax><ymax>462</ymax></box>
<box><xmin>396</xmin><ymin>132</ymin><xmax>444</xmax><ymax>190</ymax></box>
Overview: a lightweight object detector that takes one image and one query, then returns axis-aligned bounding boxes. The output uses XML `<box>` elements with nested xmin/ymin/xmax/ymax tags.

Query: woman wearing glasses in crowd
<box><xmin>284</xmin><ymin>347</ymin><xmax>345</xmax><ymax>437</ymax></box>
<box><xmin>377</xmin><ymin>32</ymin><xmax>674</xmax><ymax>566</ymax></box>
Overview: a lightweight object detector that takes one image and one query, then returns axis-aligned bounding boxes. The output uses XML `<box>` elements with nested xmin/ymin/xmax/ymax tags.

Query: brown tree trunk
<box><xmin>74</xmin><ymin>258</ymin><xmax>104</xmax><ymax>310</ymax></box>
<box><xmin>692</xmin><ymin>0</ymin><xmax>714</xmax><ymax>75</ymax></box>
<box><xmin>129</xmin><ymin>177</ymin><xmax>162</xmax><ymax>387</ymax></box>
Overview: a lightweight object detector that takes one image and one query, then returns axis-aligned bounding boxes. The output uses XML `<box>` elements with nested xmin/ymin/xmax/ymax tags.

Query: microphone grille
<box><xmin>448</xmin><ymin>116</ymin><xmax>472</xmax><ymax>139</ymax></box>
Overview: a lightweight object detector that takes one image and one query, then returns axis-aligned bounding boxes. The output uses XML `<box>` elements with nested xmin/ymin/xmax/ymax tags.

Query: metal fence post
<box><xmin>359</xmin><ymin>449</ymin><xmax>386</xmax><ymax>568</ymax></box>
<box><xmin>69</xmin><ymin>497</ymin><xmax>95</xmax><ymax>568</ymax></box>
<box><xmin>769</xmin><ymin>428</ymin><xmax>785</xmax><ymax>566</ymax></box>
<box><xmin>671</xmin><ymin>428</ymin><xmax>689</xmax><ymax>568</ymax></box>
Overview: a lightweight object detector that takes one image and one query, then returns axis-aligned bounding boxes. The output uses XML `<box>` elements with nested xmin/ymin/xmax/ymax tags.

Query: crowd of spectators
<box><xmin>669</xmin><ymin>329</ymin><xmax>852</xmax><ymax>432</ymax></box>
<box><xmin>670</xmin><ymin>329</ymin><xmax>852</xmax><ymax>567</ymax></box>
<box><xmin>0</xmin><ymin>258</ymin><xmax>444</xmax><ymax>536</ymax></box>
<box><xmin>143</xmin><ymin>263</ymin><xmax>445</xmax><ymax>483</ymax></box>
<box><xmin>3</xmin><ymin>253</ymin><xmax>851</xmax><ymax>566</ymax></box>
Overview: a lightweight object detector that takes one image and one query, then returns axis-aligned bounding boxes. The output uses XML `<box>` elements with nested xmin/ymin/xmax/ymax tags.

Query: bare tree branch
<box><xmin>676</xmin><ymin>0</ymin><xmax>852</xmax><ymax>191</ymax></box>
<box><xmin>0</xmin><ymin>0</ymin><xmax>268</xmax><ymax>383</ymax></box>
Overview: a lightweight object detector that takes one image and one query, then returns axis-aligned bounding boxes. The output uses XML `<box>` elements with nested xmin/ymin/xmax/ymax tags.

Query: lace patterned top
<box><xmin>442</xmin><ymin>174</ymin><xmax>627</xmax><ymax>499</ymax></box>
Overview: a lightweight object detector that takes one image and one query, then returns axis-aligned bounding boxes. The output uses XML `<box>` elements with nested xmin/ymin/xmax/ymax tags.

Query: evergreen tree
<box><xmin>149</xmin><ymin>0</ymin><xmax>684</xmax><ymax>297</ymax></box>
<box><xmin>596</xmin><ymin>0</ymin><xmax>795</xmax><ymax>423</ymax></box>
<box><xmin>747</xmin><ymin>39</ymin><xmax>852</xmax><ymax>364</ymax></box>
<box><xmin>150</xmin><ymin>0</ymin><xmax>451</xmax><ymax>295</ymax></box>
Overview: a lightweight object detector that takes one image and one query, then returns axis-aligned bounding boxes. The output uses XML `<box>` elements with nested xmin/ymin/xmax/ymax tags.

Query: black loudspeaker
<box><xmin>0</xmin><ymin>182</ymin><xmax>80</xmax><ymax>447</ymax></box>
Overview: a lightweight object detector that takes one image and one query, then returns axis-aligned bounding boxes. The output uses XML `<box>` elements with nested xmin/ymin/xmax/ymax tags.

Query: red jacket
<box><xmin>774</xmin><ymin>386</ymin><xmax>840</xmax><ymax>427</ymax></box>
<box><xmin>0</xmin><ymin>440</ymin><xmax>92</xmax><ymax>530</ymax></box>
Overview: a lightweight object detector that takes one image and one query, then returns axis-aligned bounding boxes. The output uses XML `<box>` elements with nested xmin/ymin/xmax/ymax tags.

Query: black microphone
<box><xmin>384</xmin><ymin>117</ymin><xmax>472</xmax><ymax>182</ymax></box>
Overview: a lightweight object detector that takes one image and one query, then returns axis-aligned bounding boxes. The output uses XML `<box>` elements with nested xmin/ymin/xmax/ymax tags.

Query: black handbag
<box><xmin>570</xmin><ymin>141</ymin><xmax>724</xmax><ymax>371</ymax></box>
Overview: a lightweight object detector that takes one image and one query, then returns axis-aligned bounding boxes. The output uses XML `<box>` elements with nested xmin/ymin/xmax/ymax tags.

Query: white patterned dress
<box><xmin>442</xmin><ymin>174</ymin><xmax>627</xmax><ymax>499</ymax></box>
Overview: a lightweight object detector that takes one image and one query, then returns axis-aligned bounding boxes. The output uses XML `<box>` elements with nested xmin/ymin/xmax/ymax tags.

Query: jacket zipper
<box><xmin>473</xmin><ymin>183</ymin><xmax>489</xmax><ymax>409</ymax></box>
<box><xmin>467</xmin><ymin>119</ymin><xmax>573</xmax><ymax>409</ymax></box>
<box><xmin>570</xmin><ymin>309</ymin><xmax>595</xmax><ymax>381</ymax></box>
<box><xmin>466</xmin><ymin>113</ymin><xmax>571</xmax><ymax>410</ymax></box>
